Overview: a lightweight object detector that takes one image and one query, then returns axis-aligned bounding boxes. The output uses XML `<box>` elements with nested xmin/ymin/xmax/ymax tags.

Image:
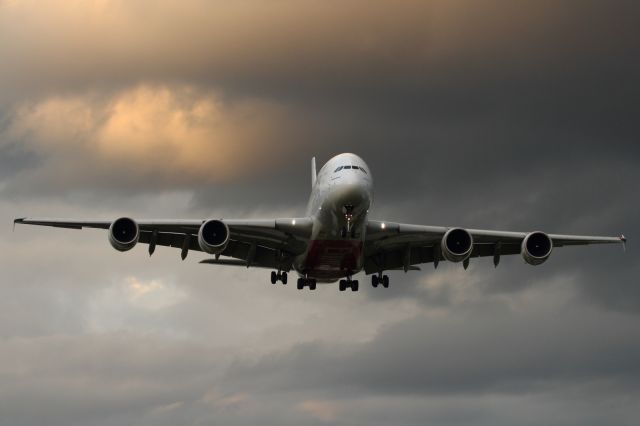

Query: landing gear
<box><xmin>270</xmin><ymin>271</ymin><xmax>288</xmax><ymax>285</ymax></box>
<box><xmin>341</xmin><ymin>205</ymin><xmax>355</xmax><ymax>239</ymax></box>
<box><xmin>371</xmin><ymin>273</ymin><xmax>389</xmax><ymax>288</ymax></box>
<box><xmin>297</xmin><ymin>277</ymin><xmax>317</xmax><ymax>290</ymax></box>
<box><xmin>340</xmin><ymin>227</ymin><xmax>357</xmax><ymax>239</ymax></box>
<box><xmin>339</xmin><ymin>278</ymin><xmax>359</xmax><ymax>292</ymax></box>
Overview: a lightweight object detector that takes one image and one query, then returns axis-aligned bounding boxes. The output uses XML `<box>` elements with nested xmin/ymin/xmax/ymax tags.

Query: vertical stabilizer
<box><xmin>311</xmin><ymin>157</ymin><xmax>317</xmax><ymax>188</ymax></box>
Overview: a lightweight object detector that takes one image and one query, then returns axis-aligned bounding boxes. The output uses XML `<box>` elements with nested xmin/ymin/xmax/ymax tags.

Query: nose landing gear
<box><xmin>341</xmin><ymin>205</ymin><xmax>356</xmax><ymax>239</ymax></box>
<box><xmin>297</xmin><ymin>277</ymin><xmax>317</xmax><ymax>290</ymax></box>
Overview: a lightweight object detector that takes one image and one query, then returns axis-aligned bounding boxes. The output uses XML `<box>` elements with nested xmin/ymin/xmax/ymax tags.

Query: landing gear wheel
<box><xmin>339</xmin><ymin>280</ymin><xmax>346</xmax><ymax>291</ymax></box>
<box><xmin>382</xmin><ymin>275</ymin><xmax>389</xmax><ymax>288</ymax></box>
<box><xmin>340</xmin><ymin>227</ymin><xmax>347</xmax><ymax>238</ymax></box>
<box><xmin>271</xmin><ymin>271</ymin><xmax>277</xmax><ymax>284</ymax></box>
<box><xmin>297</xmin><ymin>278</ymin><xmax>304</xmax><ymax>290</ymax></box>
<box><xmin>281</xmin><ymin>272</ymin><xmax>288</xmax><ymax>285</ymax></box>
<box><xmin>309</xmin><ymin>280</ymin><xmax>317</xmax><ymax>290</ymax></box>
<box><xmin>351</xmin><ymin>280</ymin><xmax>359</xmax><ymax>292</ymax></box>
<box><xmin>372</xmin><ymin>275</ymin><xmax>379</xmax><ymax>288</ymax></box>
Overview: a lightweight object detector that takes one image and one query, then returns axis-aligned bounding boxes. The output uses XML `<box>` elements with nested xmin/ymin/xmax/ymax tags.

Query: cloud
<box><xmin>0</xmin><ymin>0</ymin><xmax>638</xmax><ymax>425</ymax></box>
<box><xmin>223</xmin><ymin>298</ymin><xmax>640</xmax><ymax>397</ymax></box>
<box><xmin>1</xmin><ymin>0</ymin><xmax>637</xmax><ymax>104</ymax></box>
<box><xmin>296</xmin><ymin>400</ymin><xmax>340</xmax><ymax>422</ymax></box>
<box><xmin>1</xmin><ymin>85</ymin><xmax>303</xmax><ymax>194</ymax></box>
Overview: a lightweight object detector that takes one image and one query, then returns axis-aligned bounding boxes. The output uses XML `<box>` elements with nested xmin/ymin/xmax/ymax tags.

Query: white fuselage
<box><xmin>293</xmin><ymin>153</ymin><xmax>373</xmax><ymax>282</ymax></box>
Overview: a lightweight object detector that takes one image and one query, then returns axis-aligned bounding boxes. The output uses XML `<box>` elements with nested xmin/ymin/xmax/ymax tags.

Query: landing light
<box><xmin>381</xmin><ymin>223</ymin><xmax>386</xmax><ymax>229</ymax></box>
<box><xmin>292</xmin><ymin>219</ymin><xmax>296</xmax><ymax>225</ymax></box>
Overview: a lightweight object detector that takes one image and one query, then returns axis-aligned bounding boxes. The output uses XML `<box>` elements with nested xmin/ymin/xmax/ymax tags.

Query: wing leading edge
<box><xmin>364</xmin><ymin>220</ymin><xmax>625</xmax><ymax>274</ymax></box>
<box><xmin>14</xmin><ymin>217</ymin><xmax>313</xmax><ymax>271</ymax></box>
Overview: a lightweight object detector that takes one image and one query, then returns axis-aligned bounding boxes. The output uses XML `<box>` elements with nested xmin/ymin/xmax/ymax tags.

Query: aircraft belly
<box><xmin>300</xmin><ymin>239</ymin><xmax>364</xmax><ymax>281</ymax></box>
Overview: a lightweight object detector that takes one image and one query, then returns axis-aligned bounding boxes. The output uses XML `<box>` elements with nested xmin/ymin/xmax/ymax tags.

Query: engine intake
<box><xmin>441</xmin><ymin>228</ymin><xmax>473</xmax><ymax>262</ymax></box>
<box><xmin>198</xmin><ymin>220</ymin><xmax>230</xmax><ymax>255</ymax></box>
<box><xmin>108</xmin><ymin>217</ymin><xmax>139</xmax><ymax>252</ymax></box>
<box><xmin>521</xmin><ymin>231</ymin><xmax>553</xmax><ymax>265</ymax></box>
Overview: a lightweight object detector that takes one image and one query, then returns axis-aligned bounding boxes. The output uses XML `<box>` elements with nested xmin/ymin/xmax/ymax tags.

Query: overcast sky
<box><xmin>1</xmin><ymin>1</ymin><xmax>639</xmax><ymax>425</ymax></box>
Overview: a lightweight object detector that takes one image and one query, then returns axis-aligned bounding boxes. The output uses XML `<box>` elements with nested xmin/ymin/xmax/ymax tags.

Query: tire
<box><xmin>382</xmin><ymin>275</ymin><xmax>389</xmax><ymax>288</ymax></box>
<box><xmin>297</xmin><ymin>278</ymin><xmax>304</xmax><ymax>290</ymax></box>
<box><xmin>372</xmin><ymin>275</ymin><xmax>379</xmax><ymax>288</ymax></box>
<box><xmin>310</xmin><ymin>280</ymin><xmax>317</xmax><ymax>290</ymax></box>
<box><xmin>271</xmin><ymin>271</ymin><xmax>277</xmax><ymax>284</ymax></box>
<box><xmin>351</xmin><ymin>280</ymin><xmax>359</xmax><ymax>292</ymax></box>
<box><xmin>281</xmin><ymin>272</ymin><xmax>288</xmax><ymax>285</ymax></box>
<box><xmin>339</xmin><ymin>280</ymin><xmax>346</xmax><ymax>291</ymax></box>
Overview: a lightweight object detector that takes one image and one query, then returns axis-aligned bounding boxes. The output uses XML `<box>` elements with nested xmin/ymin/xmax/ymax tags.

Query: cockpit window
<box><xmin>335</xmin><ymin>165</ymin><xmax>368</xmax><ymax>173</ymax></box>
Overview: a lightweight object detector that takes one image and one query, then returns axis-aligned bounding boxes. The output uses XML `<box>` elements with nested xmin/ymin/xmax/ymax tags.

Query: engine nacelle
<box><xmin>108</xmin><ymin>217</ymin><xmax>139</xmax><ymax>252</ymax></box>
<box><xmin>198</xmin><ymin>219</ymin><xmax>230</xmax><ymax>255</ymax></box>
<box><xmin>521</xmin><ymin>231</ymin><xmax>553</xmax><ymax>265</ymax></box>
<box><xmin>441</xmin><ymin>228</ymin><xmax>474</xmax><ymax>263</ymax></box>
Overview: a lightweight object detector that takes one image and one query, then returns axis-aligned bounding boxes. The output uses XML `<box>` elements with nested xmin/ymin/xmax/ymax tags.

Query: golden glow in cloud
<box><xmin>296</xmin><ymin>400</ymin><xmax>341</xmax><ymax>422</ymax></box>
<box><xmin>5</xmin><ymin>85</ymin><xmax>299</xmax><ymax>190</ymax></box>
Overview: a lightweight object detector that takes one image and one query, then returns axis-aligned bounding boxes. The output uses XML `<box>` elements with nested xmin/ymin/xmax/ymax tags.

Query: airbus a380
<box><xmin>15</xmin><ymin>153</ymin><xmax>626</xmax><ymax>292</ymax></box>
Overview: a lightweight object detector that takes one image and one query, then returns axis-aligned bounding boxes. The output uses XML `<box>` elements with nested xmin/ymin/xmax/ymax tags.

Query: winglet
<box><xmin>620</xmin><ymin>234</ymin><xmax>627</xmax><ymax>252</ymax></box>
<box><xmin>13</xmin><ymin>217</ymin><xmax>25</xmax><ymax>232</ymax></box>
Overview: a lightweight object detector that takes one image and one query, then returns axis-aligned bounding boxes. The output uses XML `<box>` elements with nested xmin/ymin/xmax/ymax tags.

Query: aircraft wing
<box><xmin>14</xmin><ymin>217</ymin><xmax>313</xmax><ymax>271</ymax></box>
<box><xmin>363</xmin><ymin>220</ymin><xmax>626</xmax><ymax>274</ymax></box>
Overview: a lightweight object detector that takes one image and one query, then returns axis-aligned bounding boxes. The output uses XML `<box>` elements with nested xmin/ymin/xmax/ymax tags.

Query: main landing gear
<box><xmin>339</xmin><ymin>277</ymin><xmax>359</xmax><ymax>292</ymax></box>
<box><xmin>371</xmin><ymin>273</ymin><xmax>389</xmax><ymax>288</ymax></box>
<box><xmin>271</xmin><ymin>271</ymin><xmax>288</xmax><ymax>285</ymax></box>
<box><xmin>297</xmin><ymin>277</ymin><xmax>317</xmax><ymax>290</ymax></box>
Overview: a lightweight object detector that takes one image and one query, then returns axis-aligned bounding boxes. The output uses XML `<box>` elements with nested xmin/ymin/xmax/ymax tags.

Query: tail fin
<box><xmin>311</xmin><ymin>157</ymin><xmax>317</xmax><ymax>188</ymax></box>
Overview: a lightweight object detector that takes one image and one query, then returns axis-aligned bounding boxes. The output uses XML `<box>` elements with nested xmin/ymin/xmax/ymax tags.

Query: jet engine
<box><xmin>108</xmin><ymin>217</ymin><xmax>139</xmax><ymax>251</ymax></box>
<box><xmin>521</xmin><ymin>231</ymin><xmax>553</xmax><ymax>265</ymax></box>
<box><xmin>198</xmin><ymin>219</ymin><xmax>230</xmax><ymax>255</ymax></box>
<box><xmin>441</xmin><ymin>228</ymin><xmax>474</xmax><ymax>262</ymax></box>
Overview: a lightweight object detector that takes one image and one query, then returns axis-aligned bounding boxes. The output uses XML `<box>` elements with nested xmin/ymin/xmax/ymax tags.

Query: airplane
<box><xmin>14</xmin><ymin>153</ymin><xmax>626</xmax><ymax>292</ymax></box>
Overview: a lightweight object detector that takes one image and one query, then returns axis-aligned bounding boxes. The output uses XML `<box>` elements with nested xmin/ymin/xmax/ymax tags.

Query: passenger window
<box><xmin>334</xmin><ymin>166</ymin><xmax>343</xmax><ymax>172</ymax></box>
<box><xmin>343</xmin><ymin>166</ymin><xmax>352</xmax><ymax>169</ymax></box>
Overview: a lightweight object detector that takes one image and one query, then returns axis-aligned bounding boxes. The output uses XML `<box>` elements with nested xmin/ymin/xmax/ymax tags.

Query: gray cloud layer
<box><xmin>1</xmin><ymin>0</ymin><xmax>638</xmax><ymax>425</ymax></box>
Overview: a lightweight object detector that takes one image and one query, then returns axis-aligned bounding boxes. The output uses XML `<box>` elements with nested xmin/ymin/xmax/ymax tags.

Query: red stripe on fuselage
<box><xmin>303</xmin><ymin>239</ymin><xmax>363</xmax><ymax>279</ymax></box>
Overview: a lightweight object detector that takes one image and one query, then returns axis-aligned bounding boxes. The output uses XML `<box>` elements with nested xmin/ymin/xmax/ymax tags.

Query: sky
<box><xmin>1</xmin><ymin>0</ymin><xmax>639</xmax><ymax>425</ymax></box>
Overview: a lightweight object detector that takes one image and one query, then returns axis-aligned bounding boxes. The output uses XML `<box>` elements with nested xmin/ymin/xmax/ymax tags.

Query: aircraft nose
<box><xmin>333</xmin><ymin>179</ymin><xmax>371</xmax><ymax>212</ymax></box>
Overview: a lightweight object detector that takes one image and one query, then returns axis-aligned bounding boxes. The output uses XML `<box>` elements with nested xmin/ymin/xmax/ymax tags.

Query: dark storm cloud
<box><xmin>1</xmin><ymin>0</ymin><xmax>638</xmax><ymax>198</ymax></box>
<box><xmin>220</xmin><ymin>302</ymin><xmax>640</xmax><ymax>402</ymax></box>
